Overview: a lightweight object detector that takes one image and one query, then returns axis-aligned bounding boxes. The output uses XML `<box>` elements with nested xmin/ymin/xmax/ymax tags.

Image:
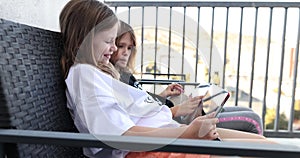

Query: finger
<box><xmin>198</xmin><ymin>122</ymin><xmax>216</xmax><ymax>138</ymax></box>
<box><xmin>200</xmin><ymin>118</ymin><xmax>219</xmax><ymax>127</ymax></box>
<box><xmin>205</xmin><ymin>118</ymin><xmax>219</xmax><ymax>124</ymax></box>
<box><xmin>188</xmin><ymin>96</ymin><xmax>200</xmax><ymax>103</ymax></box>
<box><xmin>170</xmin><ymin>90</ymin><xmax>181</xmax><ymax>96</ymax></box>
<box><xmin>169</xmin><ymin>83</ymin><xmax>178</xmax><ymax>89</ymax></box>
<box><xmin>195</xmin><ymin>114</ymin><xmax>217</xmax><ymax>121</ymax></box>
<box><xmin>211</xmin><ymin>124</ymin><xmax>217</xmax><ymax>131</ymax></box>
<box><xmin>211</xmin><ymin>130</ymin><xmax>219</xmax><ymax>139</ymax></box>
<box><xmin>171</xmin><ymin>83</ymin><xmax>182</xmax><ymax>88</ymax></box>
<box><xmin>172</xmin><ymin>84</ymin><xmax>184</xmax><ymax>92</ymax></box>
<box><xmin>173</xmin><ymin>84</ymin><xmax>183</xmax><ymax>90</ymax></box>
<box><xmin>205</xmin><ymin>112</ymin><xmax>216</xmax><ymax>118</ymax></box>
<box><xmin>207</xmin><ymin>126</ymin><xmax>219</xmax><ymax>139</ymax></box>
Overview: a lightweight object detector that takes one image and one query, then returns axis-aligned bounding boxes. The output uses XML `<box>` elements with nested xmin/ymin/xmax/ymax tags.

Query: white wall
<box><xmin>0</xmin><ymin>0</ymin><xmax>284</xmax><ymax>32</ymax></box>
<box><xmin>0</xmin><ymin>0</ymin><xmax>69</xmax><ymax>31</ymax></box>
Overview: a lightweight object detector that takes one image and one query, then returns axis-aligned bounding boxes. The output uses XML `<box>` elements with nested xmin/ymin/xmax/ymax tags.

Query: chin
<box><xmin>116</xmin><ymin>62</ymin><xmax>126</xmax><ymax>68</ymax></box>
<box><xmin>101</xmin><ymin>60</ymin><xmax>110</xmax><ymax>65</ymax></box>
<box><xmin>120</xmin><ymin>64</ymin><xmax>126</xmax><ymax>68</ymax></box>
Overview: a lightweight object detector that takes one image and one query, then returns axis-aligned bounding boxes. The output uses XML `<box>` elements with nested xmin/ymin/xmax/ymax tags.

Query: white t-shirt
<box><xmin>65</xmin><ymin>64</ymin><xmax>180</xmax><ymax>158</ymax></box>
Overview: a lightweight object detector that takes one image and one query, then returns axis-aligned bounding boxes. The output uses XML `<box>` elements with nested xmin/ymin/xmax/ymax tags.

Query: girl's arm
<box><xmin>123</xmin><ymin>113</ymin><xmax>219</xmax><ymax>140</ymax></box>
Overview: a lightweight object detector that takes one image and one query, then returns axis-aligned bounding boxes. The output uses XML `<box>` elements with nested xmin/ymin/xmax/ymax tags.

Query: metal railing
<box><xmin>105</xmin><ymin>1</ymin><xmax>300</xmax><ymax>137</ymax></box>
<box><xmin>1</xmin><ymin>129</ymin><xmax>300</xmax><ymax>157</ymax></box>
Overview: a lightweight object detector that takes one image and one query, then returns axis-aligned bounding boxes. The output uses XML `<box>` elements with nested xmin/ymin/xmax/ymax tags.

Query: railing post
<box><xmin>0</xmin><ymin>143</ymin><xmax>4</xmax><ymax>158</ymax></box>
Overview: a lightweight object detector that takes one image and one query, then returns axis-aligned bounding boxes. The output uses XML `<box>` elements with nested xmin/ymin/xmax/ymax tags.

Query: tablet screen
<box><xmin>192</xmin><ymin>83</ymin><xmax>230</xmax><ymax>115</ymax></box>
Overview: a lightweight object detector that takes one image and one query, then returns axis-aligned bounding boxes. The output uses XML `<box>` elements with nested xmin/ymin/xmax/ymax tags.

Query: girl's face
<box><xmin>93</xmin><ymin>23</ymin><xmax>118</xmax><ymax>64</ymax></box>
<box><xmin>113</xmin><ymin>33</ymin><xmax>134</xmax><ymax>68</ymax></box>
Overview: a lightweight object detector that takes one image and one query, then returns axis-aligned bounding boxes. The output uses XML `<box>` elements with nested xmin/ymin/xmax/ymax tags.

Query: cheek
<box><xmin>113</xmin><ymin>51</ymin><xmax>122</xmax><ymax>61</ymax></box>
<box><xmin>93</xmin><ymin>44</ymin><xmax>106</xmax><ymax>59</ymax></box>
<box><xmin>93</xmin><ymin>45</ymin><xmax>100</xmax><ymax>59</ymax></box>
<box><xmin>128</xmin><ymin>51</ymin><xmax>132</xmax><ymax>57</ymax></box>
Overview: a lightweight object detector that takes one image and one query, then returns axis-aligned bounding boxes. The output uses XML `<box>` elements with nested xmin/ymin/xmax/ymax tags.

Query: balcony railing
<box><xmin>105</xmin><ymin>1</ymin><xmax>300</xmax><ymax>138</ymax></box>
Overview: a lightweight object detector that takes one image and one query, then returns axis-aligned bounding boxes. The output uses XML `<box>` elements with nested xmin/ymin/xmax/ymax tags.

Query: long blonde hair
<box><xmin>60</xmin><ymin>0</ymin><xmax>119</xmax><ymax>79</ymax></box>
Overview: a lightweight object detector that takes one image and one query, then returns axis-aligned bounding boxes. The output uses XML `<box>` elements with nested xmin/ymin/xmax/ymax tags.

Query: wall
<box><xmin>0</xmin><ymin>0</ymin><xmax>69</xmax><ymax>31</ymax></box>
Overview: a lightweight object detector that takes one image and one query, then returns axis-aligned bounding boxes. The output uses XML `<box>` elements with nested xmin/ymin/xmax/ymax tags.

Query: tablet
<box><xmin>191</xmin><ymin>83</ymin><xmax>230</xmax><ymax>117</ymax></box>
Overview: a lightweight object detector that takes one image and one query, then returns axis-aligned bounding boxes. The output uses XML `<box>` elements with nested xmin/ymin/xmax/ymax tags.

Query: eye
<box><xmin>127</xmin><ymin>46</ymin><xmax>133</xmax><ymax>51</ymax></box>
<box><xmin>117</xmin><ymin>44</ymin><xmax>124</xmax><ymax>49</ymax></box>
<box><xmin>106</xmin><ymin>39</ymin><xmax>115</xmax><ymax>44</ymax></box>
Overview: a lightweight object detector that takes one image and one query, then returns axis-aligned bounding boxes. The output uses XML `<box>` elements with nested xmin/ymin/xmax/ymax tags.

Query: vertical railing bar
<box><xmin>222</xmin><ymin>7</ymin><xmax>229</xmax><ymax>89</ymax></box>
<box><xmin>154</xmin><ymin>6</ymin><xmax>158</xmax><ymax>79</ymax></box>
<box><xmin>288</xmin><ymin>7</ymin><xmax>300</xmax><ymax>132</ymax></box>
<box><xmin>168</xmin><ymin>7</ymin><xmax>172</xmax><ymax>79</ymax></box>
<box><xmin>114</xmin><ymin>6</ymin><xmax>117</xmax><ymax>13</ymax></box>
<box><xmin>195</xmin><ymin>6</ymin><xmax>201</xmax><ymax>83</ymax></box>
<box><xmin>153</xmin><ymin>6</ymin><xmax>158</xmax><ymax>93</ymax></box>
<box><xmin>140</xmin><ymin>6</ymin><xmax>145</xmax><ymax>79</ymax></box>
<box><xmin>235</xmin><ymin>7</ymin><xmax>244</xmax><ymax>106</ymax></box>
<box><xmin>0</xmin><ymin>143</ymin><xmax>3</xmax><ymax>158</ymax></box>
<box><xmin>274</xmin><ymin>8</ymin><xmax>288</xmax><ymax>131</ymax></box>
<box><xmin>128</xmin><ymin>6</ymin><xmax>131</xmax><ymax>24</ymax></box>
<box><xmin>262</xmin><ymin>7</ymin><xmax>273</xmax><ymax>130</ymax></box>
<box><xmin>208</xmin><ymin>7</ymin><xmax>215</xmax><ymax>83</ymax></box>
<box><xmin>249</xmin><ymin>7</ymin><xmax>259</xmax><ymax>108</ymax></box>
<box><xmin>181</xmin><ymin>6</ymin><xmax>187</xmax><ymax>75</ymax></box>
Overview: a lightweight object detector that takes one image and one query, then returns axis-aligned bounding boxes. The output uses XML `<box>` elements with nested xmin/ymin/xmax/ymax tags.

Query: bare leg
<box><xmin>217</xmin><ymin>127</ymin><xmax>277</xmax><ymax>144</ymax></box>
<box><xmin>217</xmin><ymin>127</ymin><xmax>264</xmax><ymax>139</ymax></box>
<box><xmin>211</xmin><ymin>128</ymin><xmax>277</xmax><ymax>158</ymax></box>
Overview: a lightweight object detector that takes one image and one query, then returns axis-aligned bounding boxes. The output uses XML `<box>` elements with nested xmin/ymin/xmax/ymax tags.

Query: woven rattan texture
<box><xmin>0</xmin><ymin>19</ymin><xmax>84</xmax><ymax>158</ymax></box>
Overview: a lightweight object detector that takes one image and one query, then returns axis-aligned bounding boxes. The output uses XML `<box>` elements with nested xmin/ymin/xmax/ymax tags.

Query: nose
<box><xmin>111</xmin><ymin>43</ymin><xmax>117</xmax><ymax>52</ymax></box>
<box><xmin>122</xmin><ymin>48</ymin><xmax>130</xmax><ymax>56</ymax></box>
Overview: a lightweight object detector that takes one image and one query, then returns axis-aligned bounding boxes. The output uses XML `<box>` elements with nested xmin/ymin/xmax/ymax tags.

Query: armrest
<box><xmin>138</xmin><ymin>79</ymin><xmax>185</xmax><ymax>85</ymax></box>
<box><xmin>138</xmin><ymin>79</ymin><xmax>199</xmax><ymax>86</ymax></box>
<box><xmin>0</xmin><ymin>129</ymin><xmax>300</xmax><ymax>157</ymax></box>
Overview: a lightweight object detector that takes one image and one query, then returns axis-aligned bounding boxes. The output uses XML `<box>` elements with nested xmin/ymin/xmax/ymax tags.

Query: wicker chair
<box><xmin>0</xmin><ymin>18</ymin><xmax>84</xmax><ymax>158</ymax></box>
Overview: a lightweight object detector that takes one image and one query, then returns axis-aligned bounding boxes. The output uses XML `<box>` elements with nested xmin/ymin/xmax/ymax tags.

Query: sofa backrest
<box><xmin>0</xmin><ymin>18</ymin><xmax>84</xmax><ymax>157</ymax></box>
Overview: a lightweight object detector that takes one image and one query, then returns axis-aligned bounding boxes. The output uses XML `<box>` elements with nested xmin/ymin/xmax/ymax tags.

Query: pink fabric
<box><xmin>218</xmin><ymin>116</ymin><xmax>262</xmax><ymax>134</ymax></box>
<box><xmin>126</xmin><ymin>152</ymin><xmax>210</xmax><ymax>158</ymax></box>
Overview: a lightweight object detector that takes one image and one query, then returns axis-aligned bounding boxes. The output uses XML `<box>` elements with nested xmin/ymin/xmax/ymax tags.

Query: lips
<box><xmin>103</xmin><ymin>53</ymin><xmax>112</xmax><ymax>59</ymax></box>
<box><xmin>118</xmin><ymin>58</ymin><xmax>127</xmax><ymax>62</ymax></box>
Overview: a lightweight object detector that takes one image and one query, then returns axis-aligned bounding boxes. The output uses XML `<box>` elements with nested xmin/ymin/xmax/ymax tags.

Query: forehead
<box><xmin>119</xmin><ymin>33</ymin><xmax>133</xmax><ymax>43</ymax></box>
<box><xmin>95</xmin><ymin>23</ymin><xmax>118</xmax><ymax>39</ymax></box>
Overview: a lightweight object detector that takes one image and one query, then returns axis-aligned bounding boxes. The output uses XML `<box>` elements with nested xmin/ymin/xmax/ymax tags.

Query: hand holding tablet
<box><xmin>190</xmin><ymin>83</ymin><xmax>230</xmax><ymax>118</ymax></box>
